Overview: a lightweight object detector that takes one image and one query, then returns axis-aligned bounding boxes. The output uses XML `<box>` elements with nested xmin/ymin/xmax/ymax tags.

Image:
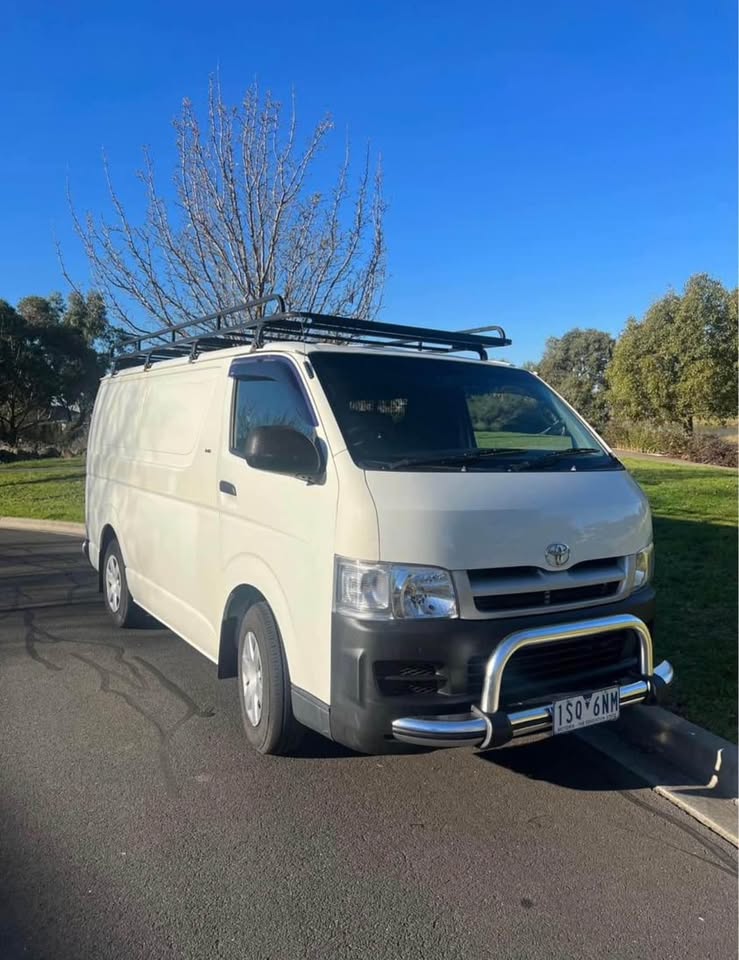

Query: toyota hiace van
<box><xmin>85</xmin><ymin>297</ymin><xmax>672</xmax><ymax>754</ymax></box>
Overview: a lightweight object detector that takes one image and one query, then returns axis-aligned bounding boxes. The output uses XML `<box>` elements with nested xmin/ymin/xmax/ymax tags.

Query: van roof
<box><xmin>110</xmin><ymin>294</ymin><xmax>513</xmax><ymax>376</ymax></box>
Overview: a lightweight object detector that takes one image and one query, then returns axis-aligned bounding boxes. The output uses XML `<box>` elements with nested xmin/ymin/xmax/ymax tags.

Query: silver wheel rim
<box><xmin>105</xmin><ymin>554</ymin><xmax>122</xmax><ymax>612</ymax></box>
<box><xmin>241</xmin><ymin>631</ymin><xmax>263</xmax><ymax>726</ymax></box>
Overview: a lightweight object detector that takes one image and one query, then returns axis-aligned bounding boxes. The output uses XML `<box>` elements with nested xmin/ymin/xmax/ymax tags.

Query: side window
<box><xmin>231</xmin><ymin>359</ymin><xmax>315</xmax><ymax>455</ymax></box>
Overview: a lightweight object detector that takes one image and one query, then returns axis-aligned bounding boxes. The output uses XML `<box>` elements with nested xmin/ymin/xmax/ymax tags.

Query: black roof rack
<box><xmin>111</xmin><ymin>294</ymin><xmax>511</xmax><ymax>372</ymax></box>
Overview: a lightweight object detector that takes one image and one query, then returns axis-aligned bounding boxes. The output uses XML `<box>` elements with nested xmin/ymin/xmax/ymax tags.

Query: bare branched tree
<box><xmin>63</xmin><ymin>79</ymin><xmax>386</xmax><ymax>331</ymax></box>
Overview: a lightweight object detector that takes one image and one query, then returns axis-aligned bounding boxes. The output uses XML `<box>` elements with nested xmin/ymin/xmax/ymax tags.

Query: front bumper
<box><xmin>329</xmin><ymin>587</ymin><xmax>667</xmax><ymax>754</ymax></box>
<box><xmin>391</xmin><ymin>614</ymin><xmax>673</xmax><ymax>749</ymax></box>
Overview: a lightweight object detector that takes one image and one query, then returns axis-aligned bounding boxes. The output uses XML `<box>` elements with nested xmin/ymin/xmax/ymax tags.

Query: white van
<box><xmin>84</xmin><ymin>298</ymin><xmax>673</xmax><ymax>755</ymax></box>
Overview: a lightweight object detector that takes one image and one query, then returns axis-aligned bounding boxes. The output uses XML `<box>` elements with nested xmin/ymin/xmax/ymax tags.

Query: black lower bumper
<box><xmin>329</xmin><ymin>588</ymin><xmax>656</xmax><ymax>754</ymax></box>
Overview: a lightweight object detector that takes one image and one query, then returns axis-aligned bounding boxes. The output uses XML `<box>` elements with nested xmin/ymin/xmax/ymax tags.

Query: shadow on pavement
<box><xmin>475</xmin><ymin>733</ymin><xmax>648</xmax><ymax>791</ymax></box>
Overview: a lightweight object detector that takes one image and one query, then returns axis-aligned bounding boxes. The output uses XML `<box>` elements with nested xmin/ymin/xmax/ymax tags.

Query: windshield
<box><xmin>310</xmin><ymin>352</ymin><xmax>619</xmax><ymax>472</ymax></box>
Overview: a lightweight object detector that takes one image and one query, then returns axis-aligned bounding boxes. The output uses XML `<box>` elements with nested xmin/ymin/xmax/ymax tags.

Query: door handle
<box><xmin>219</xmin><ymin>480</ymin><xmax>237</xmax><ymax>496</ymax></box>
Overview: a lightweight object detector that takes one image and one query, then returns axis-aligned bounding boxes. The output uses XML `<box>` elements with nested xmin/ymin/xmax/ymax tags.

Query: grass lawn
<box><xmin>622</xmin><ymin>457</ymin><xmax>737</xmax><ymax>742</ymax></box>
<box><xmin>475</xmin><ymin>431</ymin><xmax>571</xmax><ymax>449</ymax></box>
<box><xmin>0</xmin><ymin>452</ymin><xmax>735</xmax><ymax>739</ymax></box>
<box><xmin>0</xmin><ymin>456</ymin><xmax>85</xmax><ymax>522</ymax></box>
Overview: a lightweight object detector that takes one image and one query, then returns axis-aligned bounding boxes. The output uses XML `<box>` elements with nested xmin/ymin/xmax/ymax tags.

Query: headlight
<box><xmin>632</xmin><ymin>543</ymin><xmax>654</xmax><ymax>591</ymax></box>
<box><xmin>335</xmin><ymin>558</ymin><xmax>458</xmax><ymax>620</ymax></box>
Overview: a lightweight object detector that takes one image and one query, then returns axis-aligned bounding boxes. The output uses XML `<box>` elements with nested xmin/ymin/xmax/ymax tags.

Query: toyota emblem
<box><xmin>545</xmin><ymin>543</ymin><xmax>570</xmax><ymax>567</ymax></box>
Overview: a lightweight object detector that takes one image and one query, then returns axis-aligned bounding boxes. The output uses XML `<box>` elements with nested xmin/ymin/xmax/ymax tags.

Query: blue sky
<box><xmin>1</xmin><ymin>0</ymin><xmax>735</xmax><ymax>363</ymax></box>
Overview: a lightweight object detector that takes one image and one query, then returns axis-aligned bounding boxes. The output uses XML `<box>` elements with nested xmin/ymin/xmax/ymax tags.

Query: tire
<box><xmin>102</xmin><ymin>538</ymin><xmax>143</xmax><ymax>628</ymax></box>
<box><xmin>237</xmin><ymin>601</ymin><xmax>303</xmax><ymax>755</ymax></box>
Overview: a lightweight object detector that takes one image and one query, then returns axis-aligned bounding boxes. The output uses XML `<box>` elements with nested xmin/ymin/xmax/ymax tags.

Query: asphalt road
<box><xmin>0</xmin><ymin>529</ymin><xmax>736</xmax><ymax>960</ymax></box>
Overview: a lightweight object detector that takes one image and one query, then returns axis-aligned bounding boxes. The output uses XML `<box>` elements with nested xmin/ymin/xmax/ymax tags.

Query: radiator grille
<box><xmin>467</xmin><ymin>630</ymin><xmax>639</xmax><ymax>706</ymax></box>
<box><xmin>468</xmin><ymin>557</ymin><xmax>627</xmax><ymax>615</ymax></box>
<box><xmin>474</xmin><ymin>581</ymin><xmax>620</xmax><ymax>612</ymax></box>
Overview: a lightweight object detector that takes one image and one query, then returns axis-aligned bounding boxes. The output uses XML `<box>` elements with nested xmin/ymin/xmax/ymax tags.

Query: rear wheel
<box><xmin>237</xmin><ymin>601</ymin><xmax>303</xmax><ymax>755</ymax></box>
<box><xmin>102</xmin><ymin>538</ymin><xmax>143</xmax><ymax>628</ymax></box>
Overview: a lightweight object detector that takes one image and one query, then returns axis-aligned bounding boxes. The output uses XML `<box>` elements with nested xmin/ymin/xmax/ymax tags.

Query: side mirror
<box><xmin>244</xmin><ymin>425</ymin><xmax>322</xmax><ymax>479</ymax></box>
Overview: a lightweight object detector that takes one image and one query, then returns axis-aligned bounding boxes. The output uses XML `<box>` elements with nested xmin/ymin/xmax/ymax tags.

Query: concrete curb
<box><xmin>616</xmin><ymin>705</ymin><xmax>738</xmax><ymax>798</ymax></box>
<box><xmin>581</xmin><ymin>706</ymin><xmax>738</xmax><ymax>847</ymax></box>
<box><xmin>0</xmin><ymin>517</ymin><xmax>85</xmax><ymax>537</ymax></box>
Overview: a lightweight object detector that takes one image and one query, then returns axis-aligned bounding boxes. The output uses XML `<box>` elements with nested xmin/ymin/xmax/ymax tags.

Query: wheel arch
<box><xmin>218</xmin><ymin>584</ymin><xmax>267</xmax><ymax>679</ymax></box>
<box><xmin>97</xmin><ymin>523</ymin><xmax>119</xmax><ymax>594</ymax></box>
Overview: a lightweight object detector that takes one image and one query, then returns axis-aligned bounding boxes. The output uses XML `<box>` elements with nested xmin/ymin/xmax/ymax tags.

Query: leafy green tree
<box><xmin>468</xmin><ymin>392</ymin><xmax>538</xmax><ymax>432</ymax></box>
<box><xmin>63</xmin><ymin>290</ymin><xmax>110</xmax><ymax>345</ymax></box>
<box><xmin>17</xmin><ymin>293</ymin><xmax>64</xmax><ymax>327</ymax></box>
<box><xmin>534</xmin><ymin>328</ymin><xmax>615</xmax><ymax>430</ymax></box>
<box><xmin>0</xmin><ymin>294</ymin><xmax>108</xmax><ymax>445</ymax></box>
<box><xmin>608</xmin><ymin>274</ymin><xmax>738</xmax><ymax>433</ymax></box>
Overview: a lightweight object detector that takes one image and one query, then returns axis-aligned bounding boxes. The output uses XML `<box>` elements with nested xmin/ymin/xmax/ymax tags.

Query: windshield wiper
<box><xmin>381</xmin><ymin>448</ymin><xmax>526</xmax><ymax>471</ymax></box>
<box><xmin>507</xmin><ymin>447</ymin><xmax>606</xmax><ymax>472</ymax></box>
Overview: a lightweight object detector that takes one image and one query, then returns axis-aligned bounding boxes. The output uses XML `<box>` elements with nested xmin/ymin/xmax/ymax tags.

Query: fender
<box><xmin>89</xmin><ymin>502</ymin><xmax>125</xmax><ymax>573</ymax></box>
<box><xmin>216</xmin><ymin>552</ymin><xmax>299</xmax><ymax>675</ymax></box>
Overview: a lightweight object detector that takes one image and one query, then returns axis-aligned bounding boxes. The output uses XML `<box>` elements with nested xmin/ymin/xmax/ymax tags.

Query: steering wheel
<box><xmin>539</xmin><ymin>418</ymin><xmax>566</xmax><ymax>436</ymax></box>
<box><xmin>345</xmin><ymin>422</ymin><xmax>383</xmax><ymax>451</ymax></box>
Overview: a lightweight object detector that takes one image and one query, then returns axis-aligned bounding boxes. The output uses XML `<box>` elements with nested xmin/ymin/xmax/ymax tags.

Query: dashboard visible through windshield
<box><xmin>310</xmin><ymin>352</ymin><xmax>621</xmax><ymax>473</ymax></box>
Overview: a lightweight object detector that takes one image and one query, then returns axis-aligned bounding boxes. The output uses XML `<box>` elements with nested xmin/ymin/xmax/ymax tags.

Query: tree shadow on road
<box><xmin>7</xmin><ymin>472</ymin><xmax>85</xmax><ymax>486</ymax></box>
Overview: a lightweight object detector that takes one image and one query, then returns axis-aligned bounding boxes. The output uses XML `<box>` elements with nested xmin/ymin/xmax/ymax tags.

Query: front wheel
<box><xmin>102</xmin><ymin>538</ymin><xmax>143</xmax><ymax>628</ymax></box>
<box><xmin>237</xmin><ymin>601</ymin><xmax>303</xmax><ymax>755</ymax></box>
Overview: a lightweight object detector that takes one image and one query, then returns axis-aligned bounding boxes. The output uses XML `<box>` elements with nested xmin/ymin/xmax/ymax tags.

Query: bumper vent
<box><xmin>374</xmin><ymin>661</ymin><xmax>445</xmax><ymax>697</ymax></box>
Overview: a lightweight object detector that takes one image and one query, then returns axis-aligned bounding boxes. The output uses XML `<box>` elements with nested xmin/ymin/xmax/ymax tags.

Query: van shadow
<box><xmin>133</xmin><ymin>611</ymin><xmax>168</xmax><ymax>630</ymax></box>
<box><xmin>294</xmin><ymin>728</ymin><xmax>647</xmax><ymax>783</ymax></box>
<box><xmin>474</xmin><ymin>732</ymin><xmax>649</xmax><ymax>792</ymax></box>
<box><xmin>295</xmin><ymin>730</ymin><xmax>363</xmax><ymax>759</ymax></box>
<box><xmin>292</xmin><ymin>729</ymin><xmax>437</xmax><ymax>760</ymax></box>
<box><xmin>475</xmin><ymin>725</ymin><xmax>733</xmax><ymax>801</ymax></box>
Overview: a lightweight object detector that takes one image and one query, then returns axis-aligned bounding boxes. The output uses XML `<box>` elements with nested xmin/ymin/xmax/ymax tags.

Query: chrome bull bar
<box><xmin>391</xmin><ymin>614</ymin><xmax>674</xmax><ymax>750</ymax></box>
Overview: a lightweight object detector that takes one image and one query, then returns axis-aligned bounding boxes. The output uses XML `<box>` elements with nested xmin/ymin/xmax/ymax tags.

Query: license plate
<box><xmin>552</xmin><ymin>687</ymin><xmax>620</xmax><ymax>734</ymax></box>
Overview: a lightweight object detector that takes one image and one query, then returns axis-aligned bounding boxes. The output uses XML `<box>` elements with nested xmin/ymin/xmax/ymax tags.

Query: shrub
<box><xmin>0</xmin><ymin>444</ymin><xmax>62</xmax><ymax>464</ymax></box>
<box><xmin>684</xmin><ymin>433</ymin><xmax>738</xmax><ymax>467</ymax></box>
<box><xmin>605</xmin><ymin>421</ymin><xmax>737</xmax><ymax>467</ymax></box>
<box><xmin>605</xmin><ymin>422</ymin><xmax>687</xmax><ymax>456</ymax></box>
